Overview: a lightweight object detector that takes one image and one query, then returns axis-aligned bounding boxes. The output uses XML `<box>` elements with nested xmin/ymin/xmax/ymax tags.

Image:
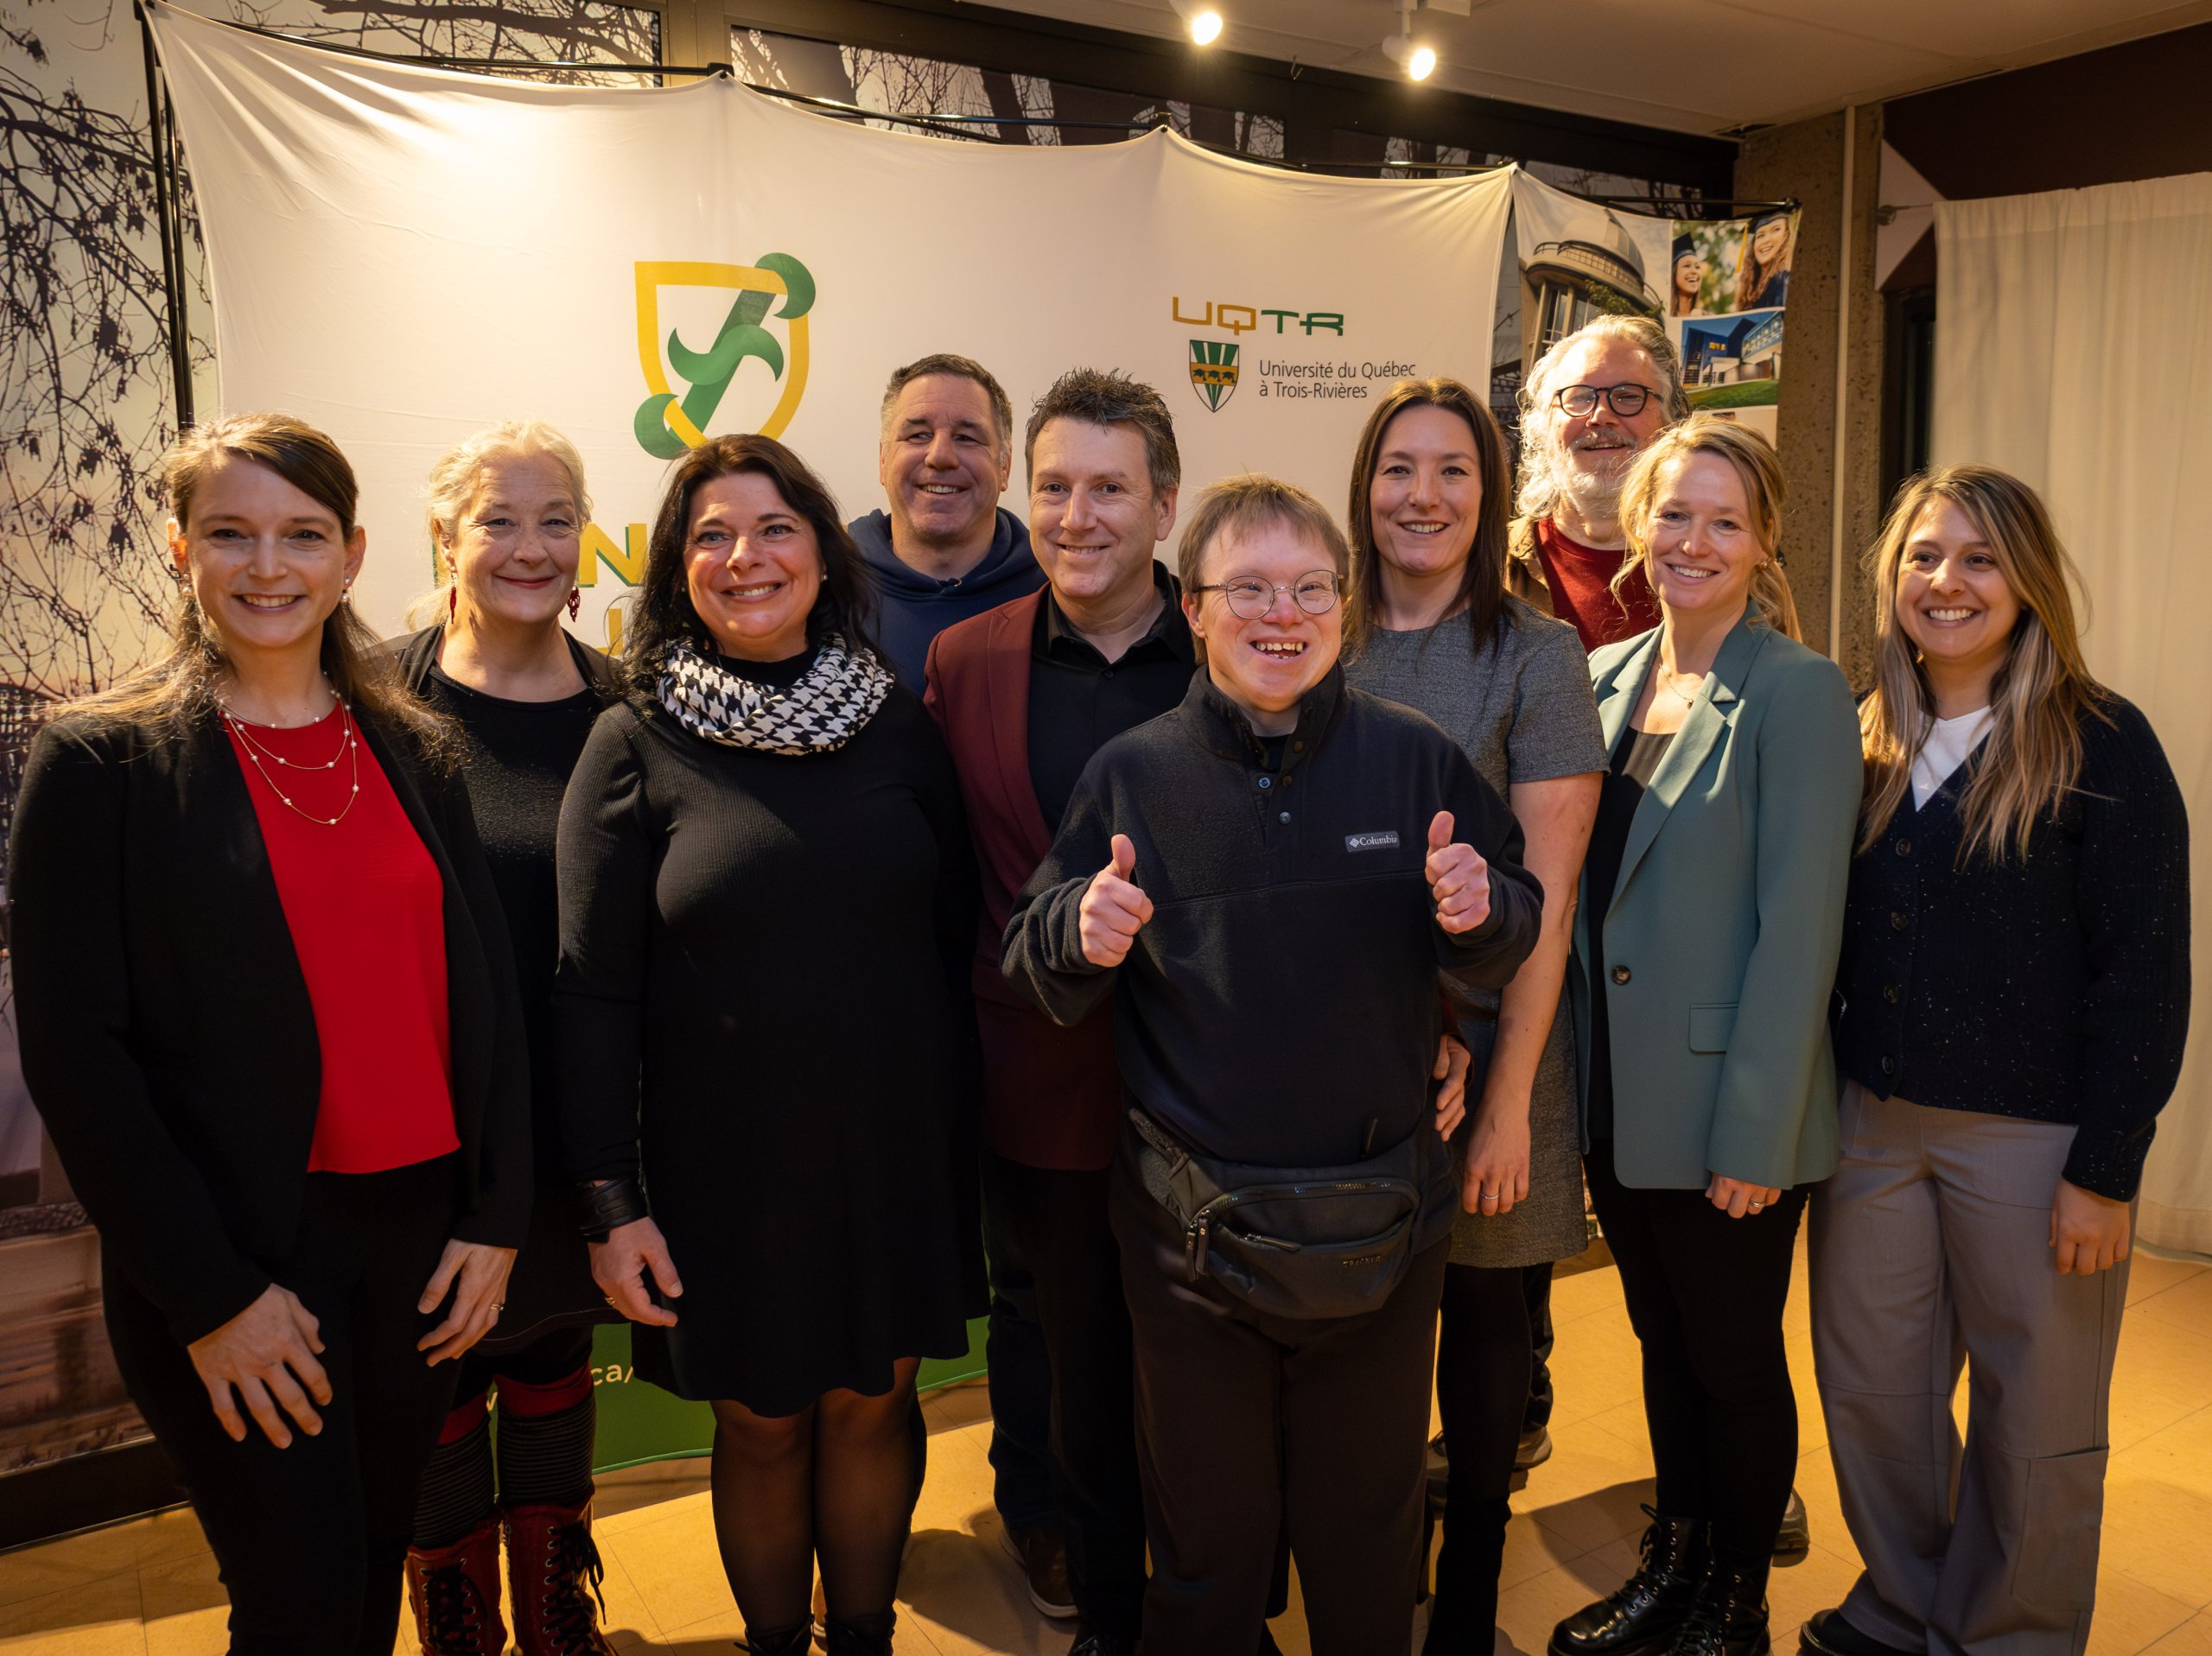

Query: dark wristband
<box><xmin>577</xmin><ymin>1177</ymin><xmax>650</xmax><ymax>1242</ymax></box>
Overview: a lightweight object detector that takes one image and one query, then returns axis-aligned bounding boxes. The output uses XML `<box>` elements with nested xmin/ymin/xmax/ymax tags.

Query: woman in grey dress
<box><xmin>1344</xmin><ymin>378</ymin><xmax>1607</xmax><ymax>1654</ymax></box>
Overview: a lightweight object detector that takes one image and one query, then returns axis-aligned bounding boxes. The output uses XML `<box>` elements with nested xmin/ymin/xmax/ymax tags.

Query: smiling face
<box><xmin>169</xmin><ymin>454</ymin><xmax>364</xmax><ymax>665</ymax></box>
<box><xmin>878</xmin><ymin>373</ymin><xmax>1010</xmax><ymax>552</ymax></box>
<box><xmin>683</xmin><ymin>469</ymin><xmax>823</xmax><ymax>663</ymax></box>
<box><xmin>1894</xmin><ymin>497</ymin><xmax>2022</xmax><ymax>678</ymax></box>
<box><xmin>1182</xmin><ymin>517</ymin><xmax>1342</xmax><ymax>736</ymax></box>
<box><xmin>1751</xmin><ymin>217</ymin><xmax>1790</xmax><ymax>265</ymax></box>
<box><xmin>1674</xmin><ymin>250</ymin><xmax>1705</xmax><ymax>301</ymax></box>
<box><xmin>1542</xmin><ymin>334</ymin><xmax>1674</xmax><ymax>517</ymax></box>
<box><xmin>1368</xmin><ymin>403</ymin><xmax>1481</xmax><ymax>588</ymax></box>
<box><xmin>442</xmin><ymin>453</ymin><xmax>582</xmax><ymax>631</ymax></box>
<box><xmin>1639</xmin><ymin>450</ymin><xmax>1765</xmax><ymax>621</ymax></box>
<box><xmin>1029</xmin><ymin>416</ymin><xmax>1176</xmax><ymax>612</ymax></box>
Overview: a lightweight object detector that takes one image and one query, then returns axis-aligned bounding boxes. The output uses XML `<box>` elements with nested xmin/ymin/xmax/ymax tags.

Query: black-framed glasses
<box><xmin>1554</xmin><ymin>382</ymin><xmax>1659</xmax><ymax>418</ymax></box>
<box><xmin>1190</xmin><ymin>571</ymin><xmax>1341</xmax><ymax>619</ymax></box>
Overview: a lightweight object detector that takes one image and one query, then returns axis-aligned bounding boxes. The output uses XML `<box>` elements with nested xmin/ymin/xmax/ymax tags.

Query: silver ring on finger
<box><xmin>1748</xmin><ymin>1200</ymin><xmax>1764</xmax><ymax>1212</ymax></box>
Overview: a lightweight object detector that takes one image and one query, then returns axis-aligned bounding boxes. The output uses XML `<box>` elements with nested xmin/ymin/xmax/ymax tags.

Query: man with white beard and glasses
<box><xmin>1506</xmin><ymin>316</ymin><xmax>1687</xmax><ymax>654</ymax></box>
<box><xmin>1489</xmin><ymin>314</ymin><xmax>1814</xmax><ymax>1555</ymax></box>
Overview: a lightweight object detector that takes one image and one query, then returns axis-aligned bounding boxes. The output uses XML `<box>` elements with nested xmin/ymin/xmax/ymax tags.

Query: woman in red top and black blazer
<box><xmin>9</xmin><ymin>414</ymin><xmax>531</xmax><ymax>1655</ymax></box>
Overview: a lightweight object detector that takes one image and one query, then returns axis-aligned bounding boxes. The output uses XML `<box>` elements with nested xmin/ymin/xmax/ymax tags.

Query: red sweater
<box><xmin>226</xmin><ymin>707</ymin><xmax>459</xmax><ymax>1174</ymax></box>
<box><xmin>1533</xmin><ymin>518</ymin><xmax>1662</xmax><ymax>651</ymax></box>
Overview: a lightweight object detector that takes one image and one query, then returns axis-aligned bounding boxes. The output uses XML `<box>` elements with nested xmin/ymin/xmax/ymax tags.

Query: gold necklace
<box><xmin>226</xmin><ymin>701</ymin><xmax>362</xmax><ymax>827</ymax></box>
<box><xmin>226</xmin><ymin>705</ymin><xmax>352</xmax><ymax>771</ymax></box>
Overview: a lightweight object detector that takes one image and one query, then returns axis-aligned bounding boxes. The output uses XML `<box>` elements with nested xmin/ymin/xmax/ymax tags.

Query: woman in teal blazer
<box><xmin>1548</xmin><ymin>416</ymin><xmax>1861</xmax><ymax>1656</ymax></box>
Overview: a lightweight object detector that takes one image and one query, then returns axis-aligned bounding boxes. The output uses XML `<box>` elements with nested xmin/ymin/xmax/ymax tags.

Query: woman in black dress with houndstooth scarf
<box><xmin>553</xmin><ymin>435</ymin><xmax>982</xmax><ymax>1656</ymax></box>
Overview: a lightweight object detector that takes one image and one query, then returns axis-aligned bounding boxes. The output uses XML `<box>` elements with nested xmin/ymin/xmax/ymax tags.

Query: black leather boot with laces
<box><xmin>738</xmin><ymin>1622</ymin><xmax>814</xmax><ymax>1655</ymax></box>
<box><xmin>1548</xmin><ymin>1510</ymin><xmax>1709</xmax><ymax>1656</ymax></box>
<box><xmin>1669</xmin><ymin>1565</ymin><xmax>1771</xmax><ymax>1656</ymax></box>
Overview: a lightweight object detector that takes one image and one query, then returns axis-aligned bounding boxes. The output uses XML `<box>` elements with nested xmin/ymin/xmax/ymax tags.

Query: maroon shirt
<box><xmin>1534</xmin><ymin>518</ymin><xmax>1662</xmax><ymax>651</ymax></box>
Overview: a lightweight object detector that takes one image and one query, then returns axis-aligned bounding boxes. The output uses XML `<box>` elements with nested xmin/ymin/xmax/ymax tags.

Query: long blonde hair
<box><xmin>73</xmin><ymin>414</ymin><xmax>457</xmax><ymax>767</ymax></box>
<box><xmin>1858</xmin><ymin>466</ymin><xmax>2108</xmax><ymax>862</ymax></box>
<box><xmin>1614</xmin><ymin>414</ymin><xmax>1802</xmax><ymax>640</ymax></box>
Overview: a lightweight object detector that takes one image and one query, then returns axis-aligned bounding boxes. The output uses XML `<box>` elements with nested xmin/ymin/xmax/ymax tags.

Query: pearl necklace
<box><xmin>223</xmin><ymin>700</ymin><xmax>362</xmax><ymax>827</ymax></box>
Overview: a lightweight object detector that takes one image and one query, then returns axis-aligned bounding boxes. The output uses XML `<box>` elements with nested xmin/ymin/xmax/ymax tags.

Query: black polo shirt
<box><xmin>1027</xmin><ymin>563</ymin><xmax>1197</xmax><ymax>831</ymax></box>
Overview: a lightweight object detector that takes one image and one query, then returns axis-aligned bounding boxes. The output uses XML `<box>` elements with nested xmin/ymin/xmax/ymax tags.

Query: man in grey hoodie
<box><xmin>849</xmin><ymin>353</ymin><xmax>1046</xmax><ymax>685</ymax></box>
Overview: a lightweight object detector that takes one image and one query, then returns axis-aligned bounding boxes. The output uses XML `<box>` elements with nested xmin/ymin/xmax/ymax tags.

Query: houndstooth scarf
<box><xmin>657</xmin><ymin>635</ymin><xmax>892</xmax><ymax>755</ymax></box>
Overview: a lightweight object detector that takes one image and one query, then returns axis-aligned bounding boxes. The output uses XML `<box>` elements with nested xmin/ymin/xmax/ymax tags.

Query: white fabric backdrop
<box><xmin>146</xmin><ymin>2</ymin><xmax>1510</xmax><ymax>642</ymax></box>
<box><xmin>1935</xmin><ymin>173</ymin><xmax>2212</xmax><ymax>1255</ymax></box>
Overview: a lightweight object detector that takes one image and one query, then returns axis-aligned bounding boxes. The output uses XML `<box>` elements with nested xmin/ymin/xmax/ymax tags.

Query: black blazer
<box><xmin>7</xmin><ymin>701</ymin><xmax>532</xmax><ymax>1346</ymax></box>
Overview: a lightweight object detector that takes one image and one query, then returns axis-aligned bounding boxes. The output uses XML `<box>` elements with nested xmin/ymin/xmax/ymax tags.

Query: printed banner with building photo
<box><xmin>1510</xmin><ymin>170</ymin><xmax>1797</xmax><ymax>448</ymax></box>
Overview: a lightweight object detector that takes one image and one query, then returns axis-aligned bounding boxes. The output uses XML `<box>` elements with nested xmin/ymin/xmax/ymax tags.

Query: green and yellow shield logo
<box><xmin>633</xmin><ymin>255</ymin><xmax>815</xmax><ymax>460</ymax></box>
<box><xmin>1189</xmin><ymin>339</ymin><xmax>1239</xmax><ymax>412</ymax></box>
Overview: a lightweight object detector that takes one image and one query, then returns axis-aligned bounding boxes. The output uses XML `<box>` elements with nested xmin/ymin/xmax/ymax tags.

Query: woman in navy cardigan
<box><xmin>1806</xmin><ymin>466</ymin><xmax>2190</xmax><ymax>1656</ymax></box>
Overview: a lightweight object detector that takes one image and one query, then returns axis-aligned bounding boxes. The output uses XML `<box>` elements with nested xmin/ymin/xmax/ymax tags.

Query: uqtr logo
<box><xmin>633</xmin><ymin>254</ymin><xmax>816</xmax><ymax>459</ymax></box>
<box><xmin>1174</xmin><ymin>295</ymin><xmax>1346</xmax><ymax>413</ymax></box>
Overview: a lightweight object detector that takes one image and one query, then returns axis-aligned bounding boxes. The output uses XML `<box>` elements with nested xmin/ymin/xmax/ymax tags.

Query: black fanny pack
<box><xmin>1128</xmin><ymin>1108</ymin><xmax>1454</xmax><ymax>1321</ymax></box>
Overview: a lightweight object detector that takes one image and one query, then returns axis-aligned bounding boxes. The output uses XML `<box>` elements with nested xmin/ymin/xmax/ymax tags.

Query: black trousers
<box><xmin>1111</xmin><ymin>1137</ymin><xmax>1449</xmax><ymax>1656</ymax></box>
<box><xmin>1524</xmin><ymin>1260</ymin><xmax>1557</xmax><ymax>1431</ymax></box>
<box><xmin>982</xmin><ymin>1177</ymin><xmax>1058</xmax><ymax>1535</ymax></box>
<box><xmin>105</xmin><ymin>1156</ymin><xmax>461</xmax><ymax>1655</ymax></box>
<box><xmin>1585</xmin><ymin>1144</ymin><xmax>1807</xmax><ymax>1584</ymax></box>
<box><xmin>1427</xmin><ymin>1262</ymin><xmax>1537</xmax><ymax>1652</ymax></box>
<box><xmin>981</xmin><ymin>1149</ymin><xmax>1147</xmax><ymax>1638</ymax></box>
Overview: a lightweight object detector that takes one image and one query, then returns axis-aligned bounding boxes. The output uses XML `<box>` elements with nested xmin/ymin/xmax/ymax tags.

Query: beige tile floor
<box><xmin>4</xmin><ymin>1242</ymin><xmax>2209</xmax><ymax>1655</ymax></box>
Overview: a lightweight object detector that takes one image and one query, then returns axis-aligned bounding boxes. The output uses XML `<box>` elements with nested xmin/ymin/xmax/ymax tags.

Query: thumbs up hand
<box><xmin>1079</xmin><ymin>833</ymin><xmax>1154</xmax><ymax>968</ymax></box>
<box><xmin>1425</xmin><ymin>811</ymin><xmax>1492</xmax><ymax>936</ymax></box>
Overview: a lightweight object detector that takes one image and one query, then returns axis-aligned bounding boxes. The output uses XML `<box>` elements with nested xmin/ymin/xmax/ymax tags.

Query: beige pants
<box><xmin>1810</xmin><ymin>1082</ymin><xmax>2130</xmax><ymax>1656</ymax></box>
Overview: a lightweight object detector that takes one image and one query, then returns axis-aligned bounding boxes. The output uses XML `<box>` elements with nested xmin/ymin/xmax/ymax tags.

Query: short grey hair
<box><xmin>1515</xmin><ymin>316</ymin><xmax>1691</xmax><ymax>522</ymax></box>
<box><xmin>878</xmin><ymin>353</ymin><xmax>1014</xmax><ymax>454</ymax></box>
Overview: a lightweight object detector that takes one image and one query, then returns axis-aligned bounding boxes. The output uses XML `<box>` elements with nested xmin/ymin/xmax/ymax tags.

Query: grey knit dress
<box><xmin>1348</xmin><ymin>596</ymin><xmax>1607</xmax><ymax>1267</ymax></box>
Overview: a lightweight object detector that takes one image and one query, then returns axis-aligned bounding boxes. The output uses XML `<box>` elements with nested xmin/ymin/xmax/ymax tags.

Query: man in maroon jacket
<box><xmin>928</xmin><ymin>371</ymin><xmax>1471</xmax><ymax>1656</ymax></box>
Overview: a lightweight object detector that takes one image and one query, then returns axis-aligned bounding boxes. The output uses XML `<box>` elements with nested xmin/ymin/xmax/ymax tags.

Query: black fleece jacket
<box><xmin>1001</xmin><ymin>666</ymin><xmax>1542</xmax><ymax>1168</ymax></box>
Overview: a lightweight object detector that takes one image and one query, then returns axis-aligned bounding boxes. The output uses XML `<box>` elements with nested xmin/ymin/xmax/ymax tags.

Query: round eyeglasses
<box><xmin>1554</xmin><ymin>382</ymin><xmax>1659</xmax><ymax>418</ymax></box>
<box><xmin>1190</xmin><ymin>572</ymin><xmax>1342</xmax><ymax>619</ymax></box>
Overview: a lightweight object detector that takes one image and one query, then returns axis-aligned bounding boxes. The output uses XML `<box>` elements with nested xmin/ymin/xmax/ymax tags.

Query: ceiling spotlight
<box><xmin>1382</xmin><ymin>32</ymin><xmax>1437</xmax><ymax>80</ymax></box>
<box><xmin>1166</xmin><ymin>2</ymin><xmax>1224</xmax><ymax>46</ymax></box>
<box><xmin>1382</xmin><ymin>1</ymin><xmax>1437</xmax><ymax>80</ymax></box>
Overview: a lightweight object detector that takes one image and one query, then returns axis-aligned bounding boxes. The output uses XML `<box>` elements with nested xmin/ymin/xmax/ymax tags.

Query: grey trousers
<box><xmin>1810</xmin><ymin>1082</ymin><xmax>2131</xmax><ymax>1656</ymax></box>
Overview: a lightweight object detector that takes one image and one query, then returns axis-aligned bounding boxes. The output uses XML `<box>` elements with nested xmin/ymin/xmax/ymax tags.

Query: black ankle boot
<box><xmin>825</xmin><ymin>1608</ymin><xmax>896</xmax><ymax>1656</ymax></box>
<box><xmin>738</xmin><ymin>1624</ymin><xmax>812</xmax><ymax>1656</ymax></box>
<box><xmin>1671</xmin><ymin>1566</ymin><xmax>1770</xmax><ymax>1656</ymax></box>
<box><xmin>1548</xmin><ymin>1510</ymin><xmax>1708</xmax><ymax>1656</ymax></box>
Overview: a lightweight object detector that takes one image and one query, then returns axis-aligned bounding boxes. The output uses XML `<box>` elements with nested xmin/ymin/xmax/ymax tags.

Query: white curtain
<box><xmin>1935</xmin><ymin>174</ymin><xmax>2212</xmax><ymax>1256</ymax></box>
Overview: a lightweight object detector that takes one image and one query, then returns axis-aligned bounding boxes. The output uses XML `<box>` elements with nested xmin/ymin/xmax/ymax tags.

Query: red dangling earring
<box><xmin>448</xmin><ymin>584</ymin><xmax>459</xmax><ymax>622</ymax></box>
<box><xmin>567</xmin><ymin>587</ymin><xmax>582</xmax><ymax>623</ymax></box>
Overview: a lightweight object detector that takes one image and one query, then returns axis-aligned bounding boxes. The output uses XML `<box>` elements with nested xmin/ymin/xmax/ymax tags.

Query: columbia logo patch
<box><xmin>1345</xmin><ymin>830</ymin><xmax>1400</xmax><ymax>853</ymax></box>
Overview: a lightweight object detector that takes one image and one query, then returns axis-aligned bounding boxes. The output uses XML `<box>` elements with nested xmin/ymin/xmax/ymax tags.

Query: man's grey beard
<box><xmin>1560</xmin><ymin>451</ymin><xmax>1629</xmax><ymax>521</ymax></box>
<box><xmin>1516</xmin><ymin>421</ymin><xmax>1638</xmax><ymax>524</ymax></box>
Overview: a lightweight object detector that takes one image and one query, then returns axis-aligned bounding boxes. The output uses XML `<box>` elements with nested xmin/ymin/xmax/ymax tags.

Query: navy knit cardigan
<box><xmin>1834</xmin><ymin>694</ymin><xmax>2190</xmax><ymax>1200</ymax></box>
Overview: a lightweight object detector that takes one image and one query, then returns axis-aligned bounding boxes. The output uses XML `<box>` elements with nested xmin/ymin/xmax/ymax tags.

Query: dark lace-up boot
<box><xmin>1669</xmin><ymin>1565</ymin><xmax>1771</xmax><ymax>1656</ymax></box>
<box><xmin>739</xmin><ymin>1623</ymin><xmax>814</xmax><ymax>1655</ymax></box>
<box><xmin>404</xmin><ymin>1513</ymin><xmax>507</xmax><ymax>1656</ymax></box>
<box><xmin>825</xmin><ymin>1608</ymin><xmax>898</xmax><ymax>1655</ymax></box>
<box><xmin>1548</xmin><ymin>1509</ymin><xmax>1709</xmax><ymax>1656</ymax></box>
<box><xmin>505</xmin><ymin>1497</ymin><xmax>618</xmax><ymax>1654</ymax></box>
